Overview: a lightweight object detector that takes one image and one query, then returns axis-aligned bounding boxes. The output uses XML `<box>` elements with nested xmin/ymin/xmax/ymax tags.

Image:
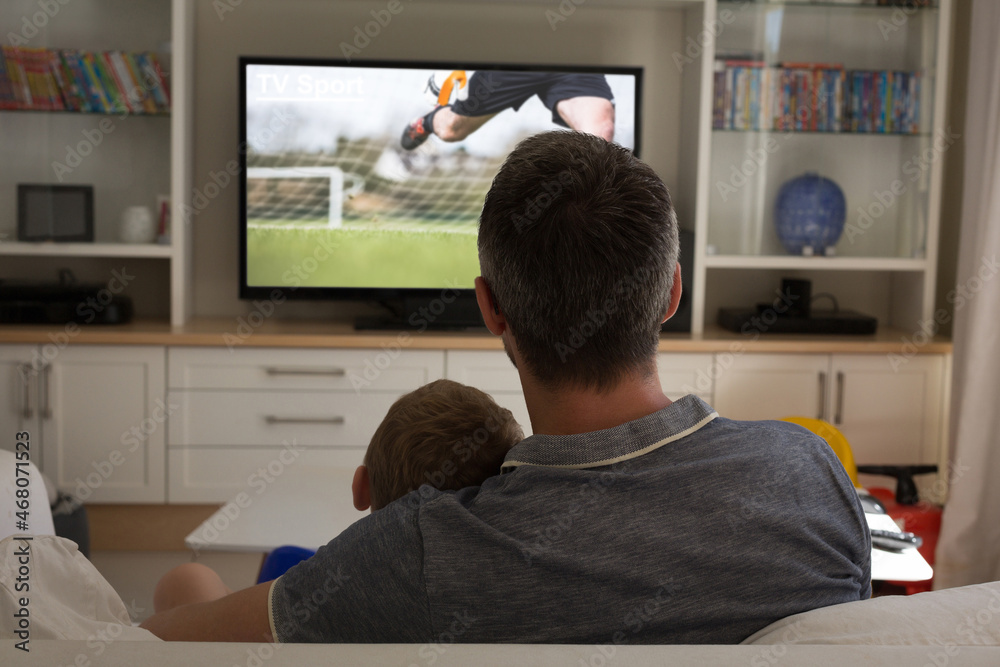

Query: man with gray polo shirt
<box><xmin>141</xmin><ymin>131</ymin><xmax>870</xmax><ymax>644</ymax></box>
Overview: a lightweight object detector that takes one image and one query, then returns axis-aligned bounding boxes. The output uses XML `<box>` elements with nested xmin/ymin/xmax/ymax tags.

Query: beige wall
<box><xmin>189</xmin><ymin>0</ymin><xmax>967</xmax><ymax>327</ymax></box>
<box><xmin>189</xmin><ymin>0</ymin><xmax>691</xmax><ymax>321</ymax></box>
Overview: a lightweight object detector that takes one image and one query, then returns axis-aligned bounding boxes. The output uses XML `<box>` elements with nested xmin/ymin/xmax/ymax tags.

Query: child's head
<box><xmin>352</xmin><ymin>379</ymin><xmax>524</xmax><ymax>511</ymax></box>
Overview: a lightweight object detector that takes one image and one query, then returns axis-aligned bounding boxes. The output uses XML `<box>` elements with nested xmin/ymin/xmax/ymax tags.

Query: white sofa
<box><xmin>3</xmin><ymin>535</ymin><xmax>999</xmax><ymax>665</ymax></box>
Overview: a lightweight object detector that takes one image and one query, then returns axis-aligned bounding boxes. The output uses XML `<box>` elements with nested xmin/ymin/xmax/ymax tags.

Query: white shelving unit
<box><xmin>0</xmin><ymin>0</ymin><xmax>193</xmax><ymax>325</ymax></box>
<box><xmin>689</xmin><ymin>0</ymin><xmax>953</xmax><ymax>334</ymax></box>
<box><xmin>0</xmin><ymin>0</ymin><xmax>952</xmax><ymax>332</ymax></box>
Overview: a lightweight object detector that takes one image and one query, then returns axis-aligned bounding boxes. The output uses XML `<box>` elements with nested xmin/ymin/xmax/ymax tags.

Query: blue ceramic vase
<box><xmin>774</xmin><ymin>173</ymin><xmax>846</xmax><ymax>255</ymax></box>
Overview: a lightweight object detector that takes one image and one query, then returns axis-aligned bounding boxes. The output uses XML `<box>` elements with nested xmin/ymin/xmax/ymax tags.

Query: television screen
<box><xmin>240</xmin><ymin>58</ymin><xmax>642</xmax><ymax>297</ymax></box>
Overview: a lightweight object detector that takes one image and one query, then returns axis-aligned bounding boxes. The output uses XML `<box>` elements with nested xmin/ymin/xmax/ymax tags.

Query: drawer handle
<box><xmin>17</xmin><ymin>364</ymin><xmax>33</xmax><ymax>419</ymax></box>
<box><xmin>817</xmin><ymin>371</ymin><xmax>827</xmax><ymax>421</ymax></box>
<box><xmin>40</xmin><ymin>364</ymin><xmax>52</xmax><ymax>420</ymax></box>
<box><xmin>264</xmin><ymin>367</ymin><xmax>346</xmax><ymax>377</ymax></box>
<box><xmin>264</xmin><ymin>416</ymin><xmax>346</xmax><ymax>426</ymax></box>
<box><xmin>834</xmin><ymin>372</ymin><xmax>845</xmax><ymax>426</ymax></box>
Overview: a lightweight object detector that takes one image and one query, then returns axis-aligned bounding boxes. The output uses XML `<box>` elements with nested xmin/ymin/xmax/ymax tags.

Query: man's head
<box><xmin>477</xmin><ymin>131</ymin><xmax>680</xmax><ymax>392</ymax></box>
<box><xmin>353</xmin><ymin>379</ymin><xmax>524</xmax><ymax>511</ymax></box>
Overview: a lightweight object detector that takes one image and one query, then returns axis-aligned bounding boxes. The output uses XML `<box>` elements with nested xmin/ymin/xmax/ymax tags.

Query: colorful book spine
<box><xmin>138</xmin><ymin>52</ymin><xmax>171</xmax><ymax>110</ymax></box>
<box><xmin>710</xmin><ymin>60</ymin><xmax>922</xmax><ymax>136</ymax></box>
<box><xmin>122</xmin><ymin>52</ymin><xmax>158</xmax><ymax>113</ymax></box>
<box><xmin>0</xmin><ymin>47</ymin><xmax>172</xmax><ymax>114</ymax></box>
<box><xmin>92</xmin><ymin>52</ymin><xmax>125</xmax><ymax>112</ymax></box>
<box><xmin>0</xmin><ymin>49</ymin><xmax>18</xmax><ymax>110</ymax></box>
<box><xmin>712</xmin><ymin>63</ymin><xmax>725</xmax><ymax>130</ymax></box>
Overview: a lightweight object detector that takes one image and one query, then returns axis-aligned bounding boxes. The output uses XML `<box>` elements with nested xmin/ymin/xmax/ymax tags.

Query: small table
<box><xmin>185</xmin><ymin>465</ymin><xmax>363</xmax><ymax>553</ymax></box>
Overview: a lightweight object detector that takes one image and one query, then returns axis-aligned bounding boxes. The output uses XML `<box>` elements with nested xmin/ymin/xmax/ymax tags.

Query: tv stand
<box><xmin>355</xmin><ymin>295</ymin><xmax>487</xmax><ymax>332</ymax></box>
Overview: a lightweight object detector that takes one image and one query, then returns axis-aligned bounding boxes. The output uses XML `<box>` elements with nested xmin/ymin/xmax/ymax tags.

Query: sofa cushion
<box><xmin>743</xmin><ymin>581</ymin><xmax>1000</xmax><ymax>646</ymax></box>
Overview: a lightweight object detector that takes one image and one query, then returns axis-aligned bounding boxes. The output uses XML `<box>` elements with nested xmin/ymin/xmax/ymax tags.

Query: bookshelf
<box><xmin>0</xmin><ymin>0</ymin><xmax>193</xmax><ymax>325</ymax></box>
<box><xmin>0</xmin><ymin>0</ymin><xmax>952</xmax><ymax>333</ymax></box>
<box><xmin>690</xmin><ymin>0</ymin><xmax>952</xmax><ymax>333</ymax></box>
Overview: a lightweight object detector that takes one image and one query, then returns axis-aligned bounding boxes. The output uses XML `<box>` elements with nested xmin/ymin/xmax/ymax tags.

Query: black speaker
<box><xmin>661</xmin><ymin>229</ymin><xmax>694</xmax><ymax>333</ymax></box>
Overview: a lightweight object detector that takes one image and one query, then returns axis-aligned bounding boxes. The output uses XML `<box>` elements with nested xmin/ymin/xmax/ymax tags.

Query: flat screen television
<box><xmin>239</xmin><ymin>57</ymin><xmax>643</xmax><ymax>329</ymax></box>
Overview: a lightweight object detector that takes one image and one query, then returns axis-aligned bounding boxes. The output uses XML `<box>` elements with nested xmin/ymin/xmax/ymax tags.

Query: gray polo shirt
<box><xmin>269</xmin><ymin>395</ymin><xmax>871</xmax><ymax>644</ymax></box>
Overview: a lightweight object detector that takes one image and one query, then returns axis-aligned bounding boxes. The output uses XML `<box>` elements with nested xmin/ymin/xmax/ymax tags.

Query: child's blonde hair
<box><xmin>364</xmin><ymin>379</ymin><xmax>523</xmax><ymax>509</ymax></box>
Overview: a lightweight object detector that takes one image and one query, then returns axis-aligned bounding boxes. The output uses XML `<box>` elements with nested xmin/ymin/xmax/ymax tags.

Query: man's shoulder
<box><xmin>701</xmin><ymin>414</ymin><xmax>831</xmax><ymax>455</ymax></box>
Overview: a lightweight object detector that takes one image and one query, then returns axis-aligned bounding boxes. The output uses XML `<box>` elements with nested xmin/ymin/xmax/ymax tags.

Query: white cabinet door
<box><xmin>0</xmin><ymin>347</ymin><xmax>40</xmax><ymax>459</ymax></box>
<box><xmin>43</xmin><ymin>346</ymin><xmax>166</xmax><ymax>503</ymax></box>
<box><xmin>657</xmin><ymin>353</ymin><xmax>715</xmax><ymax>403</ymax></box>
<box><xmin>712</xmin><ymin>354</ymin><xmax>831</xmax><ymax>422</ymax></box>
<box><xmin>831</xmin><ymin>354</ymin><xmax>945</xmax><ymax>468</ymax></box>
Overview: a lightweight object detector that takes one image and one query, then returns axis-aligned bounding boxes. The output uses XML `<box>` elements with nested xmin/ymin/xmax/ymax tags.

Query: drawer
<box><xmin>168</xmin><ymin>347</ymin><xmax>444</xmax><ymax>391</ymax></box>
<box><xmin>168</xmin><ymin>390</ymin><xmax>400</xmax><ymax>447</ymax></box>
<box><xmin>168</xmin><ymin>446</ymin><xmax>364</xmax><ymax>504</ymax></box>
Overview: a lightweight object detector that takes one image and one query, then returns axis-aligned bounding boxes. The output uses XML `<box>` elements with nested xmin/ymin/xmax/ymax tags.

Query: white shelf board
<box><xmin>0</xmin><ymin>242</ymin><xmax>173</xmax><ymax>259</ymax></box>
<box><xmin>703</xmin><ymin>255</ymin><xmax>929</xmax><ymax>272</ymax></box>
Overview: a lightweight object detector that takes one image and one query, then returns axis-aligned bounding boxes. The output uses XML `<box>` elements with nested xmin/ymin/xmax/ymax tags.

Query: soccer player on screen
<box><xmin>401</xmin><ymin>70</ymin><xmax>616</xmax><ymax>150</ymax></box>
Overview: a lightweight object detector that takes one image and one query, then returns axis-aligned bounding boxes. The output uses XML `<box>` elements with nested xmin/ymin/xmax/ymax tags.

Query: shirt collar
<box><xmin>501</xmin><ymin>394</ymin><xmax>719</xmax><ymax>472</ymax></box>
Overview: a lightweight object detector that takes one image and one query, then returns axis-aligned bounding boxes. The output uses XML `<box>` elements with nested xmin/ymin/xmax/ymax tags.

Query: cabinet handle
<box><xmin>40</xmin><ymin>364</ymin><xmax>52</xmax><ymax>420</ymax></box>
<box><xmin>834</xmin><ymin>372</ymin><xmax>845</xmax><ymax>426</ymax></box>
<box><xmin>17</xmin><ymin>364</ymin><xmax>33</xmax><ymax>419</ymax></box>
<box><xmin>264</xmin><ymin>416</ymin><xmax>345</xmax><ymax>426</ymax></box>
<box><xmin>817</xmin><ymin>371</ymin><xmax>827</xmax><ymax>420</ymax></box>
<box><xmin>264</xmin><ymin>367</ymin><xmax>346</xmax><ymax>377</ymax></box>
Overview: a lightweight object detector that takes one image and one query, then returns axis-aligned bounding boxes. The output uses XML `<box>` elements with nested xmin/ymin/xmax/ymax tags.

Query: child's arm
<box><xmin>140</xmin><ymin>581</ymin><xmax>273</xmax><ymax>642</ymax></box>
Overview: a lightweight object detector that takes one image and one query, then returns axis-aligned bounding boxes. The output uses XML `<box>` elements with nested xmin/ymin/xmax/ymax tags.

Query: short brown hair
<box><xmin>364</xmin><ymin>379</ymin><xmax>524</xmax><ymax>510</ymax></box>
<box><xmin>478</xmin><ymin>131</ymin><xmax>679</xmax><ymax>392</ymax></box>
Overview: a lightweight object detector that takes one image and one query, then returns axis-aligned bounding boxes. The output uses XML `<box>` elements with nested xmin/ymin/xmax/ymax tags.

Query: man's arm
<box><xmin>140</xmin><ymin>581</ymin><xmax>274</xmax><ymax>642</ymax></box>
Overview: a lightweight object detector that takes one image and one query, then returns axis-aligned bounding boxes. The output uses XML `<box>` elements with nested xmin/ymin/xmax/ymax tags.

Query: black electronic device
<box><xmin>17</xmin><ymin>184</ymin><xmax>94</xmax><ymax>242</ymax></box>
<box><xmin>0</xmin><ymin>279</ymin><xmax>133</xmax><ymax>325</ymax></box>
<box><xmin>717</xmin><ymin>277</ymin><xmax>877</xmax><ymax>335</ymax></box>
